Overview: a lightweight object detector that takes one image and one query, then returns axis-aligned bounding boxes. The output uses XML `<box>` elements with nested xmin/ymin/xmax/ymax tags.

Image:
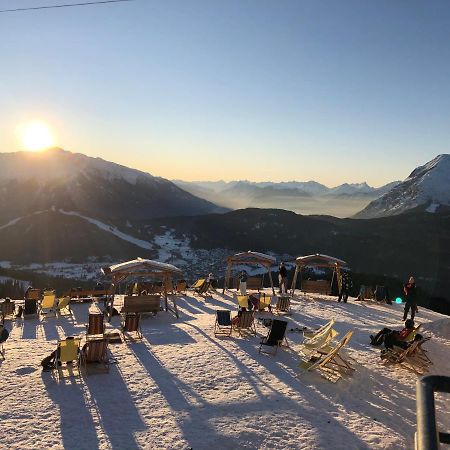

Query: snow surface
<box><xmin>1</xmin><ymin>292</ymin><xmax>449</xmax><ymax>449</ymax></box>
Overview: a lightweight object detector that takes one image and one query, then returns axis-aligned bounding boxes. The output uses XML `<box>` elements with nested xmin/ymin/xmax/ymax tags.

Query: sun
<box><xmin>19</xmin><ymin>121</ymin><xmax>55</xmax><ymax>151</ymax></box>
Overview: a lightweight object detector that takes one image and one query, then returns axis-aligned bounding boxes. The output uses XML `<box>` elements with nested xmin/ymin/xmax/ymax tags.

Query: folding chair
<box><xmin>259</xmin><ymin>319</ymin><xmax>289</xmax><ymax>356</ymax></box>
<box><xmin>54</xmin><ymin>337</ymin><xmax>81</xmax><ymax>380</ymax></box>
<box><xmin>79</xmin><ymin>338</ymin><xmax>110</xmax><ymax>375</ymax></box>
<box><xmin>86</xmin><ymin>313</ymin><xmax>105</xmax><ymax>340</ymax></box>
<box><xmin>56</xmin><ymin>297</ymin><xmax>72</xmax><ymax>316</ymax></box>
<box><xmin>214</xmin><ymin>310</ymin><xmax>232</xmax><ymax>337</ymax></box>
<box><xmin>275</xmin><ymin>296</ymin><xmax>291</xmax><ymax>314</ymax></box>
<box><xmin>121</xmin><ymin>313</ymin><xmax>143</xmax><ymax>341</ymax></box>
<box><xmin>232</xmin><ymin>310</ymin><xmax>256</xmax><ymax>337</ymax></box>
<box><xmin>40</xmin><ymin>292</ymin><xmax>57</xmax><ymax>317</ymax></box>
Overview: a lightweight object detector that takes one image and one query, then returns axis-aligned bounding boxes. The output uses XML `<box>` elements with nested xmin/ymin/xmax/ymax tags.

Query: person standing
<box><xmin>239</xmin><ymin>270</ymin><xmax>248</xmax><ymax>295</ymax></box>
<box><xmin>338</xmin><ymin>272</ymin><xmax>352</xmax><ymax>303</ymax></box>
<box><xmin>403</xmin><ymin>276</ymin><xmax>417</xmax><ymax>320</ymax></box>
<box><xmin>278</xmin><ymin>262</ymin><xmax>288</xmax><ymax>294</ymax></box>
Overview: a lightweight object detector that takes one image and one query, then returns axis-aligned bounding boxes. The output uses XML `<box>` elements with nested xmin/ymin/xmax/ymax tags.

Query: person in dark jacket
<box><xmin>403</xmin><ymin>276</ymin><xmax>417</xmax><ymax>321</ymax></box>
<box><xmin>278</xmin><ymin>262</ymin><xmax>288</xmax><ymax>294</ymax></box>
<box><xmin>338</xmin><ymin>272</ymin><xmax>353</xmax><ymax>303</ymax></box>
<box><xmin>370</xmin><ymin>319</ymin><xmax>417</xmax><ymax>349</ymax></box>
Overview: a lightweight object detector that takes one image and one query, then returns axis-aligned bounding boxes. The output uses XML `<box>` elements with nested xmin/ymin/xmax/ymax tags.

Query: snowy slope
<box><xmin>1</xmin><ymin>292</ymin><xmax>449</xmax><ymax>449</ymax></box>
<box><xmin>355</xmin><ymin>154</ymin><xmax>450</xmax><ymax>218</ymax></box>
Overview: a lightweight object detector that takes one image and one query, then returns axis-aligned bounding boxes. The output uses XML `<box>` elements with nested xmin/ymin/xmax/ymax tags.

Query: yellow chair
<box><xmin>191</xmin><ymin>279</ymin><xmax>205</xmax><ymax>290</ymax></box>
<box><xmin>56</xmin><ymin>297</ymin><xmax>72</xmax><ymax>315</ymax></box>
<box><xmin>55</xmin><ymin>337</ymin><xmax>81</xmax><ymax>379</ymax></box>
<box><xmin>40</xmin><ymin>292</ymin><xmax>57</xmax><ymax>317</ymax></box>
<box><xmin>236</xmin><ymin>295</ymin><xmax>249</xmax><ymax>309</ymax></box>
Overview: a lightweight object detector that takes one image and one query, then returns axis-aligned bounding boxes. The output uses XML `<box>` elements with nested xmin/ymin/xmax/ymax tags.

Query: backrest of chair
<box><xmin>1</xmin><ymin>301</ymin><xmax>15</xmax><ymax>316</ymax></box>
<box><xmin>276</xmin><ymin>296</ymin><xmax>290</xmax><ymax>311</ymax></box>
<box><xmin>58</xmin><ymin>297</ymin><xmax>71</xmax><ymax>310</ymax></box>
<box><xmin>192</xmin><ymin>279</ymin><xmax>205</xmax><ymax>289</ymax></box>
<box><xmin>123</xmin><ymin>295</ymin><xmax>161</xmax><ymax>313</ymax></box>
<box><xmin>124</xmin><ymin>313</ymin><xmax>140</xmax><ymax>332</ymax></box>
<box><xmin>87</xmin><ymin>313</ymin><xmax>104</xmax><ymax>335</ymax></box>
<box><xmin>375</xmin><ymin>285</ymin><xmax>387</xmax><ymax>300</ymax></box>
<box><xmin>41</xmin><ymin>293</ymin><xmax>57</xmax><ymax>309</ymax></box>
<box><xmin>237</xmin><ymin>295</ymin><xmax>249</xmax><ymax>309</ymax></box>
<box><xmin>336</xmin><ymin>330</ymin><xmax>353</xmax><ymax>352</ymax></box>
<box><xmin>305</xmin><ymin>327</ymin><xmax>338</xmax><ymax>348</ymax></box>
<box><xmin>85</xmin><ymin>339</ymin><xmax>108</xmax><ymax>362</ymax></box>
<box><xmin>237</xmin><ymin>311</ymin><xmax>254</xmax><ymax>329</ymax></box>
<box><xmin>58</xmin><ymin>338</ymin><xmax>80</xmax><ymax>362</ymax></box>
<box><xmin>246</xmin><ymin>277</ymin><xmax>262</xmax><ymax>290</ymax></box>
<box><xmin>259</xmin><ymin>294</ymin><xmax>271</xmax><ymax>309</ymax></box>
<box><xmin>199</xmin><ymin>280</ymin><xmax>210</xmax><ymax>293</ymax></box>
<box><xmin>216</xmin><ymin>310</ymin><xmax>231</xmax><ymax>326</ymax></box>
<box><xmin>24</xmin><ymin>298</ymin><xmax>38</xmax><ymax>315</ymax></box>
<box><xmin>176</xmin><ymin>281</ymin><xmax>187</xmax><ymax>292</ymax></box>
<box><xmin>266</xmin><ymin>319</ymin><xmax>288</xmax><ymax>345</ymax></box>
<box><xmin>165</xmin><ymin>279</ymin><xmax>174</xmax><ymax>292</ymax></box>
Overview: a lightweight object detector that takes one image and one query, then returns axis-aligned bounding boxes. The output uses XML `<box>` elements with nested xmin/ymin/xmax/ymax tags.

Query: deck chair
<box><xmin>56</xmin><ymin>297</ymin><xmax>72</xmax><ymax>316</ymax></box>
<box><xmin>259</xmin><ymin>319</ymin><xmax>289</xmax><ymax>355</ymax></box>
<box><xmin>232</xmin><ymin>310</ymin><xmax>256</xmax><ymax>336</ymax></box>
<box><xmin>374</xmin><ymin>285</ymin><xmax>387</xmax><ymax>302</ymax></box>
<box><xmin>0</xmin><ymin>323</ymin><xmax>9</xmax><ymax>360</ymax></box>
<box><xmin>175</xmin><ymin>280</ymin><xmax>187</xmax><ymax>294</ymax></box>
<box><xmin>303</xmin><ymin>319</ymin><xmax>335</xmax><ymax>339</ymax></box>
<box><xmin>257</xmin><ymin>293</ymin><xmax>272</xmax><ymax>311</ymax></box>
<box><xmin>1</xmin><ymin>300</ymin><xmax>15</xmax><ymax>320</ymax></box>
<box><xmin>275</xmin><ymin>296</ymin><xmax>291</xmax><ymax>314</ymax></box>
<box><xmin>236</xmin><ymin>295</ymin><xmax>250</xmax><ymax>309</ymax></box>
<box><xmin>165</xmin><ymin>279</ymin><xmax>174</xmax><ymax>294</ymax></box>
<box><xmin>298</xmin><ymin>331</ymin><xmax>355</xmax><ymax>378</ymax></box>
<box><xmin>40</xmin><ymin>292</ymin><xmax>57</xmax><ymax>317</ymax></box>
<box><xmin>23</xmin><ymin>298</ymin><xmax>38</xmax><ymax>318</ymax></box>
<box><xmin>382</xmin><ymin>338</ymin><xmax>431</xmax><ymax>374</ymax></box>
<box><xmin>121</xmin><ymin>313</ymin><xmax>142</xmax><ymax>341</ymax></box>
<box><xmin>79</xmin><ymin>338</ymin><xmax>110</xmax><ymax>375</ymax></box>
<box><xmin>55</xmin><ymin>337</ymin><xmax>81</xmax><ymax>379</ymax></box>
<box><xmin>196</xmin><ymin>280</ymin><xmax>213</xmax><ymax>297</ymax></box>
<box><xmin>214</xmin><ymin>310</ymin><xmax>232</xmax><ymax>337</ymax></box>
<box><xmin>191</xmin><ymin>278</ymin><xmax>206</xmax><ymax>291</ymax></box>
<box><xmin>86</xmin><ymin>313</ymin><xmax>105</xmax><ymax>339</ymax></box>
<box><xmin>301</xmin><ymin>328</ymin><xmax>339</xmax><ymax>354</ymax></box>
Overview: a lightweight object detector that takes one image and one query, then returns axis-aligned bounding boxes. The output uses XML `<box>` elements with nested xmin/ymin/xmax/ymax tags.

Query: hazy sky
<box><xmin>1</xmin><ymin>0</ymin><xmax>449</xmax><ymax>186</ymax></box>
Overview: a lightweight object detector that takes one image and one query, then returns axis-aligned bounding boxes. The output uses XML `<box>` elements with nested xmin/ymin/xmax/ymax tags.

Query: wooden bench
<box><xmin>234</xmin><ymin>277</ymin><xmax>263</xmax><ymax>291</ymax></box>
<box><xmin>301</xmin><ymin>280</ymin><xmax>330</xmax><ymax>295</ymax></box>
<box><xmin>65</xmin><ymin>289</ymin><xmax>112</xmax><ymax>299</ymax></box>
<box><xmin>121</xmin><ymin>295</ymin><xmax>161</xmax><ymax>315</ymax></box>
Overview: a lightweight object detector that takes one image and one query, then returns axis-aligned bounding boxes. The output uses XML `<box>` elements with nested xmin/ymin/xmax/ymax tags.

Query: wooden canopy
<box><xmin>222</xmin><ymin>251</ymin><xmax>276</xmax><ymax>295</ymax></box>
<box><xmin>291</xmin><ymin>254</ymin><xmax>348</xmax><ymax>295</ymax></box>
<box><xmin>102</xmin><ymin>257</ymin><xmax>184</xmax><ymax>320</ymax></box>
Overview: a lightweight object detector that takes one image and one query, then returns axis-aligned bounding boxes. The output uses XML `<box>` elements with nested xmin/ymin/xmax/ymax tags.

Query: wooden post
<box><xmin>291</xmin><ymin>265</ymin><xmax>299</xmax><ymax>295</ymax></box>
<box><xmin>222</xmin><ymin>261</ymin><xmax>231</xmax><ymax>294</ymax></box>
<box><xmin>267</xmin><ymin>265</ymin><xmax>275</xmax><ymax>296</ymax></box>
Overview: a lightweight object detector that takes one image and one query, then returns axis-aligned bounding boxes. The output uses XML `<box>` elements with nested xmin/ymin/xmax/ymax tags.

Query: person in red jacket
<box><xmin>370</xmin><ymin>319</ymin><xmax>416</xmax><ymax>349</ymax></box>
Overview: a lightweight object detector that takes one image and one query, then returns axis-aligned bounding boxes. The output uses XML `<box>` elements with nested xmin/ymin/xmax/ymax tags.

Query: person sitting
<box><xmin>370</xmin><ymin>319</ymin><xmax>418</xmax><ymax>349</ymax></box>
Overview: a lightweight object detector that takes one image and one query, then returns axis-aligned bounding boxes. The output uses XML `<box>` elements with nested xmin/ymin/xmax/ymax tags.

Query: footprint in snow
<box><xmin>16</xmin><ymin>367</ymin><xmax>37</xmax><ymax>375</ymax></box>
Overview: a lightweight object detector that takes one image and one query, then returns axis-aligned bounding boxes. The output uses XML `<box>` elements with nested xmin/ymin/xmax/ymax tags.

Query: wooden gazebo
<box><xmin>290</xmin><ymin>254</ymin><xmax>347</xmax><ymax>296</ymax></box>
<box><xmin>222</xmin><ymin>251</ymin><xmax>276</xmax><ymax>295</ymax></box>
<box><xmin>102</xmin><ymin>257</ymin><xmax>184</xmax><ymax>320</ymax></box>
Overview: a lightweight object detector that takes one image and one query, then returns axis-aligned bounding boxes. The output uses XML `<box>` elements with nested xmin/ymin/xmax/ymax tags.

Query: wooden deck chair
<box><xmin>301</xmin><ymin>328</ymin><xmax>339</xmax><ymax>354</ymax></box>
<box><xmin>303</xmin><ymin>319</ymin><xmax>335</xmax><ymax>340</ymax></box>
<box><xmin>175</xmin><ymin>280</ymin><xmax>187</xmax><ymax>294</ymax></box>
<box><xmin>79</xmin><ymin>338</ymin><xmax>110</xmax><ymax>375</ymax></box>
<box><xmin>275</xmin><ymin>296</ymin><xmax>291</xmax><ymax>314</ymax></box>
<box><xmin>382</xmin><ymin>338</ymin><xmax>431</xmax><ymax>374</ymax></box>
<box><xmin>299</xmin><ymin>331</ymin><xmax>355</xmax><ymax>378</ymax></box>
<box><xmin>236</xmin><ymin>295</ymin><xmax>250</xmax><ymax>309</ymax></box>
<box><xmin>259</xmin><ymin>319</ymin><xmax>289</xmax><ymax>356</ymax></box>
<box><xmin>23</xmin><ymin>298</ymin><xmax>38</xmax><ymax>318</ymax></box>
<box><xmin>121</xmin><ymin>313</ymin><xmax>142</xmax><ymax>341</ymax></box>
<box><xmin>86</xmin><ymin>313</ymin><xmax>105</xmax><ymax>340</ymax></box>
<box><xmin>191</xmin><ymin>279</ymin><xmax>206</xmax><ymax>291</ymax></box>
<box><xmin>257</xmin><ymin>293</ymin><xmax>272</xmax><ymax>311</ymax></box>
<box><xmin>1</xmin><ymin>300</ymin><xmax>15</xmax><ymax>320</ymax></box>
<box><xmin>196</xmin><ymin>280</ymin><xmax>213</xmax><ymax>297</ymax></box>
<box><xmin>25</xmin><ymin>288</ymin><xmax>41</xmax><ymax>301</ymax></box>
<box><xmin>232</xmin><ymin>310</ymin><xmax>256</xmax><ymax>337</ymax></box>
<box><xmin>55</xmin><ymin>337</ymin><xmax>81</xmax><ymax>379</ymax></box>
<box><xmin>214</xmin><ymin>310</ymin><xmax>232</xmax><ymax>337</ymax></box>
<box><xmin>56</xmin><ymin>297</ymin><xmax>72</xmax><ymax>316</ymax></box>
<box><xmin>40</xmin><ymin>292</ymin><xmax>57</xmax><ymax>317</ymax></box>
<box><xmin>165</xmin><ymin>279</ymin><xmax>175</xmax><ymax>294</ymax></box>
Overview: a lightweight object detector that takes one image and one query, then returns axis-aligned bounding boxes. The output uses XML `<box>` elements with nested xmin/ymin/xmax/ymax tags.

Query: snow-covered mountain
<box><xmin>173</xmin><ymin>179</ymin><xmax>400</xmax><ymax>217</ymax></box>
<box><xmin>0</xmin><ymin>148</ymin><xmax>225</xmax><ymax>224</ymax></box>
<box><xmin>355</xmin><ymin>154</ymin><xmax>450</xmax><ymax>219</ymax></box>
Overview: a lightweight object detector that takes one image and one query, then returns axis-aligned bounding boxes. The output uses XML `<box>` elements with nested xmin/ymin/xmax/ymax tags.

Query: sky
<box><xmin>1</xmin><ymin>0</ymin><xmax>450</xmax><ymax>187</ymax></box>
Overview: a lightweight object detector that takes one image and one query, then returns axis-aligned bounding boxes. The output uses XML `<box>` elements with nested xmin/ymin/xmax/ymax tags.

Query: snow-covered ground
<box><xmin>1</xmin><ymin>291</ymin><xmax>449</xmax><ymax>450</ymax></box>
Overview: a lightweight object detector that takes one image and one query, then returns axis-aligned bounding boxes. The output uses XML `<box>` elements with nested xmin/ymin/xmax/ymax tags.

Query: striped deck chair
<box><xmin>79</xmin><ymin>338</ymin><xmax>110</xmax><ymax>375</ymax></box>
<box><xmin>56</xmin><ymin>297</ymin><xmax>72</xmax><ymax>316</ymax></box>
<box><xmin>1</xmin><ymin>300</ymin><xmax>15</xmax><ymax>320</ymax></box>
<box><xmin>23</xmin><ymin>298</ymin><xmax>38</xmax><ymax>318</ymax></box>
<box><xmin>275</xmin><ymin>296</ymin><xmax>291</xmax><ymax>314</ymax></box>
<box><xmin>121</xmin><ymin>313</ymin><xmax>142</xmax><ymax>341</ymax></box>
<box><xmin>55</xmin><ymin>337</ymin><xmax>81</xmax><ymax>380</ymax></box>
<box><xmin>86</xmin><ymin>313</ymin><xmax>105</xmax><ymax>340</ymax></box>
<box><xmin>303</xmin><ymin>320</ymin><xmax>335</xmax><ymax>340</ymax></box>
<box><xmin>259</xmin><ymin>319</ymin><xmax>289</xmax><ymax>356</ymax></box>
<box><xmin>298</xmin><ymin>331</ymin><xmax>355</xmax><ymax>379</ymax></box>
<box><xmin>40</xmin><ymin>292</ymin><xmax>57</xmax><ymax>317</ymax></box>
<box><xmin>232</xmin><ymin>310</ymin><xmax>256</xmax><ymax>337</ymax></box>
<box><xmin>214</xmin><ymin>310</ymin><xmax>232</xmax><ymax>337</ymax></box>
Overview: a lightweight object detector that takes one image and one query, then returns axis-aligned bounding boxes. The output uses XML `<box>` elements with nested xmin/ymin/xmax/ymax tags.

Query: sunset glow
<box><xmin>19</xmin><ymin>121</ymin><xmax>55</xmax><ymax>151</ymax></box>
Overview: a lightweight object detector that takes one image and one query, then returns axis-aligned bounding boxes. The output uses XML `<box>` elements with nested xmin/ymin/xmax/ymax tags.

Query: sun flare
<box><xmin>19</xmin><ymin>121</ymin><xmax>55</xmax><ymax>151</ymax></box>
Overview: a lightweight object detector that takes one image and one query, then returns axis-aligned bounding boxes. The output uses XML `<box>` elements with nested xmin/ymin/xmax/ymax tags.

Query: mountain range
<box><xmin>173</xmin><ymin>179</ymin><xmax>401</xmax><ymax>218</ymax></box>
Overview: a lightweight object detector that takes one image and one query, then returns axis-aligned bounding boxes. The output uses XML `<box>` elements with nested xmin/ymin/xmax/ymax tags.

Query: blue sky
<box><xmin>1</xmin><ymin>0</ymin><xmax>449</xmax><ymax>185</ymax></box>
